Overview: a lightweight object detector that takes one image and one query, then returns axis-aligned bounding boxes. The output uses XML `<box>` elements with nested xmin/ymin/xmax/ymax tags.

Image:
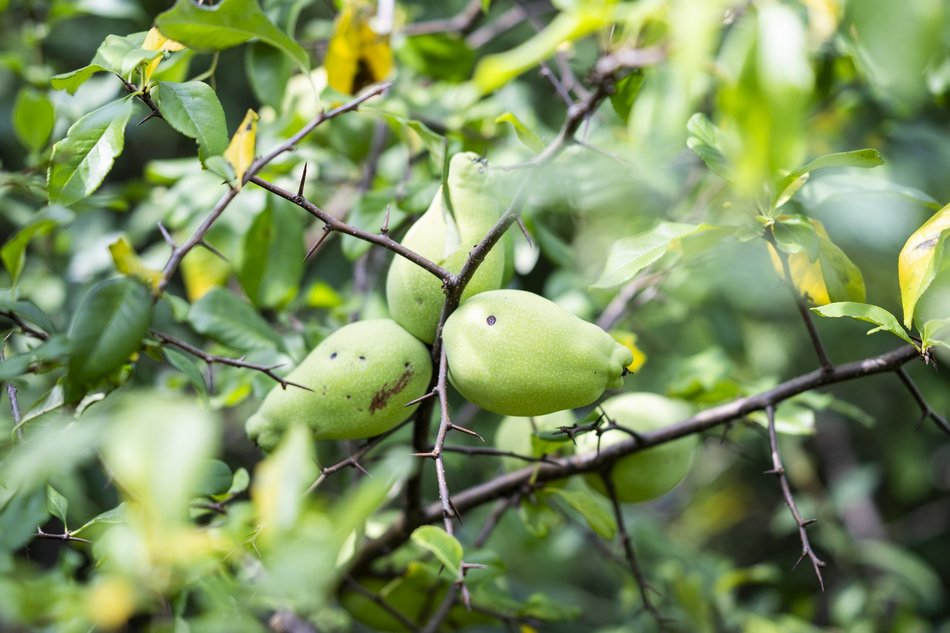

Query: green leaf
<box><xmin>153</xmin><ymin>81</ymin><xmax>229</xmax><ymax>161</ymax></box>
<box><xmin>50</xmin><ymin>64</ymin><xmax>111</xmax><ymax>94</ymax></box>
<box><xmin>593</xmin><ymin>222</ymin><xmax>706</xmax><ymax>290</ymax></box>
<box><xmin>187</xmin><ymin>287</ymin><xmax>284</xmax><ymax>353</ymax></box>
<box><xmin>0</xmin><ymin>335</ymin><xmax>69</xmax><ymax>381</ymax></box>
<box><xmin>410</xmin><ymin>525</ymin><xmax>463</xmax><ymax>577</ymax></box>
<box><xmin>0</xmin><ymin>489</ymin><xmax>49</xmax><ymax>552</ymax></box>
<box><xmin>156</xmin><ymin>0</ymin><xmax>309</xmax><ymax>72</ymax></box>
<box><xmin>548</xmin><ymin>489</ymin><xmax>616</xmax><ymax>539</ymax></box>
<box><xmin>921</xmin><ymin>318</ymin><xmax>950</xmax><ymax>350</ymax></box>
<box><xmin>45</xmin><ymin>486</ymin><xmax>69</xmax><ymax>527</ymax></box>
<box><xmin>397</xmin><ymin>33</ymin><xmax>475</xmax><ymax>83</ymax></box>
<box><xmin>775</xmin><ymin>149</ymin><xmax>884</xmax><ymax>209</ymax></box>
<box><xmin>898</xmin><ymin>203</ymin><xmax>950</xmax><ymax>328</ymax></box>
<box><xmin>71</xmin><ymin>503</ymin><xmax>127</xmax><ymax>537</ymax></box>
<box><xmin>0</xmin><ymin>291</ymin><xmax>55</xmax><ymax>334</ymax></box>
<box><xmin>237</xmin><ymin>199</ymin><xmax>305</xmax><ymax>309</ymax></box>
<box><xmin>496</xmin><ymin>112</ymin><xmax>544</xmax><ymax>153</ymax></box>
<box><xmin>772</xmin><ymin>215</ymin><xmax>820</xmax><ymax>258</ymax></box>
<box><xmin>195</xmin><ymin>459</ymin><xmax>233</xmax><ymax>497</ymax></box>
<box><xmin>67</xmin><ymin>278</ymin><xmax>153</xmax><ymax>396</ymax></box>
<box><xmin>49</xmin><ymin>32</ymin><xmax>160</xmax><ymax>93</ymax></box>
<box><xmin>340</xmin><ymin>190</ymin><xmax>407</xmax><ymax>261</ymax></box>
<box><xmin>333</xmin><ymin>450</ymin><xmax>413</xmax><ymax>540</ymax></box>
<box><xmin>13</xmin><ymin>88</ymin><xmax>55</xmax><ymax>151</ymax></box>
<box><xmin>686</xmin><ymin>112</ymin><xmax>731</xmax><ymax>179</ymax></box>
<box><xmin>857</xmin><ymin>540</ymin><xmax>943</xmax><ymax>609</ymax></box>
<box><xmin>609</xmin><ymin>72</ymin><xmax>644</xmax><ymax>123</ymax></box>
<box><xmin>48</xmin><ymin>96</ymin><xmax>136</xmax><ymax>206</ymax></box>
<box><xmin>2</xmin><ymin>220</ymin><xmax>57</xmax><ymax>286</ymax></box>
<box><xmin>163</xmin><ymin>347</ymin><xmax>208</xmax><ymax>401</ymax></box>
<box><xmin>245</xmin><ymin>41</ymin><xmax>292</xmax><ymax>109</ymax></box>
<box><xmin>811</xmin><ymin>302</ymin><xmax>916</xmax><ymax>347</ymax></box>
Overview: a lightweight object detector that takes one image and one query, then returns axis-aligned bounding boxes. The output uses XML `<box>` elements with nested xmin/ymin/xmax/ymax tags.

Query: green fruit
<box><xmin>578</xmin><ymin>392</ymin><xmax>696</xmax><ymax>503</ymax></box>
<box><xmin>386</xmin><ymin>152</ymin><xmax>507</xmax><ymax>343</ymax></box>
<box><xmin>443</xmin><ymin>289</ymin><xmax>633</xmax><ymax>416</ymax></box>
<box><xmin>495</xmin><ymin>410</ymin><xmax>575</xmax><ymax>470</ymax></box>
<box><xmin>246</xmin><ymin>319</ymin><xmax>432</xmax><ymax>449</ymax></box>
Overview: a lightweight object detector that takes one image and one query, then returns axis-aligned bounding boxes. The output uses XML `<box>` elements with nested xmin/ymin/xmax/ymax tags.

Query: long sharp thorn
<box><xmin>450</xmin><ymin>423</ymin><xmax>484</xmax><ymax>442</ymax></box>
<box><xmin>137</xmin><ymin>110</ymin><xmax>160</xmax><ymax>126</ymax></box>
<box><xmin>297</xmin><ymin>163</ymin><xmax>308</xmax><ymax>198</ymax></box>
<box><xmin>517</xmin><ymin>217</ymin><xmax>533</xmax><ymax>247</ymax></box>
<box><xmin>305</xmin><ymin>228</ymin><xmax>332</xmax><ymax>260</ymax></box>
<box><xmin>198</xmin><ymin>240</ymin><xmax>229</xmax><ymax>262</ymax></box>
<box><xmin>404</xmin><ymin>390</ymin><xmax>436</xmax><ymax>407</ymax></box>
<box><xmin>381</xmin><ymin>203</ymin><xmax>391</xmax><ymax>233</ymax></box>
<box><xmin>157</xmin><ymin>222</ymin><xmax>176</xmax><ymax>247</ymax></box>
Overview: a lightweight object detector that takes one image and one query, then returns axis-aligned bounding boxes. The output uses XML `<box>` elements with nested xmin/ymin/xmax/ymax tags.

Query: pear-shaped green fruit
<box><xmin>495</xmin><ymin>409</ymin><xmax>575</xmax><ymax>471</ymax></box>
<box><xmin>577</xmin><ymin>392</ymin><xmax>696</xmax><ymax>503</ymax></box>
<box><xmin>246</xmin><ymin>319</ymin><xmax>432</xmax><ymax>449</ymax></box>
<box><xmin>386</xmin><ymin>152</ymin><xmax>507</xmax><ymax>343</ymax></box>
<box><xmin>443</xmin><ymin>289</ymin><xmax>633</xmax><ymax>416</ymax></box>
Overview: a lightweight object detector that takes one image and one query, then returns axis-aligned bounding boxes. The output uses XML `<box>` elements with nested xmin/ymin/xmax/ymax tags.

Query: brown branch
<box><xmin>599</xmin><ymin>474</ymin><xmax>668</xmax><ymax>631</ymax></box>
<box><xmin>895</xmin><ymin>367</ymin><xmax>950</xmax><ymax>435</ymax></box>
<box><xmin>765</xmin><ymin>404</ymin><xmax>826</xmax><ymax>589</ymax></box>
<box><xmin>441</xmin><ymin>445</ymin><xmax>561</xmax><ymax>465</ymax></box>
<box><xmin>402</xmin><ymin>0</ymin><xmax>483</xmax><ymax>36</ymax></box>
<box><xmin>465</xmin><ymin>1</ymin><xmax>553</xmax><ymax>49</ymax></box>
<box><xmin>249</xmin><ymin>176</ymin><xmax>452</xmax><ymax>283</ymax></box>
<box><xmin>1</xmin><ymin>311</ymin><xmax>49</xmax><ymax>340</ymax></box>
<box><xmin>152</xmin><ymin>331</ymin><xmax>311</xmax><ymax>392</ymax></box>
<box><xmin>765</xmin><ymin>230</ymin><xmax>834</xmax><ymax>373</ymax></box>
<box><xmin>348</xmin><ymin>345</ymin><xmax>921</xmax><ymax>572</ymax></box>
<box><xmin>35</xmin><ymin>527</ymin><xmax>91</xmax><ymax>545</ymax></box>
<box><xmin>157</xmin><ymin>83</ymin><xmax>392</xmax><ymax>293</ymax></box>
<box><xmin>305</xmin><ymin>419</ymin><xmax>413</xmax><ymax>494</ymax></box>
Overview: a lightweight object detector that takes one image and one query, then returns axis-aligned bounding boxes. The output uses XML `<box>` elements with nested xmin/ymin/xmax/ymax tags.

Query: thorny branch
<box><xmin>157</xmin><ymin>82</ymin><xmax>393</xmax><ymax>293</ymax></box>
<box><xmin>765</xmin><ymin>229</ymin><xmax>834</xmax><ymax>373</ymax></box>
<box><xmin>348</xmin><ymin>344</ymin><xmax>922</xmax><ymax>572</ymax></box>
<box><xmin>600</xmin><ymin>473</ymin><xmax>668</xmax><ymax>631</ymax></box>
<box><xmin>152</xmin><ymin>331</ymin><xmax>311</xmax><ymax>392</ymax></box>
<box><xmin>765</xmin><ymin>404</ymin><xmax>826</xmax><ymax>589</ymax></box>
<box><xmin>895</xmin><ymin>367</ymin><xmax>950</xmax><ymax>435</ymax></box>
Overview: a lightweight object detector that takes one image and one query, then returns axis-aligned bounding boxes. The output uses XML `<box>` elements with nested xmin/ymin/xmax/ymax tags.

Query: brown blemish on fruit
<box><xmin>370</xmin><ymin>366</ymin><xmax>415</xmax><ymax>413</ymax></box>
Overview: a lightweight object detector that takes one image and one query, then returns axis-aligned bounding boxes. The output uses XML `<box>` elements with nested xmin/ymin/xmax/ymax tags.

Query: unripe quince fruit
<box><xmin>577</xmin><ymin>392</ymin><xmax>696</xmax><ymax>503</ymax></box>
<box><xmin>442</xmin><ymin>289</ymin><xmax>633</xmax><ymax>416</ymax></box>
<box><xmin>495</xmin><ymin>410</ymin><xmax>575</xmax><ymax>470</ymax></box>
<box><xmin>386</xmin><ymin>152</ymin><xmax>507</xmax><ymax>343</ymax></box>
<box><xmin>246</xmin><ymin>319</ymin><xmax>432</xmax><ymax>449</ymax></box>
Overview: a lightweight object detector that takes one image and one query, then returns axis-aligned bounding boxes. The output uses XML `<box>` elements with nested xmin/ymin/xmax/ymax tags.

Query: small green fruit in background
<box><xmin>495</xmin><ymin>409</ymin><xmax>575</xmax><ymax>470</ymax></box>
<box><xmin>577</xmin><ymin>392</ymin><xmax>696</xmax><ymax>503</ymax></box>
<box><xmin>386</xmin><ymin>151</ymin><xmax>507</xmax><ymax>343</ymax></box>
<box><xmin>246</xmin><ymin>319</ymin><xmax>432</xmax><ymax>449</ymax></box>
<box><xmin>340</xmin><ymin>566</ymin><xmax>492</xmax><ymax>632</ymax></box>
<box><xmin>443</xmin><ymin>289</ymin><xmax>632</xmax><ymax>416</ymax></box>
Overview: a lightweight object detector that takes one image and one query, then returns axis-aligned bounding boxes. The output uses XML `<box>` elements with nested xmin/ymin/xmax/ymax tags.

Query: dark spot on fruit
<box><xmin>346</xmin><ymin>394</ymin><xmax>351</xmax><ymax>399</ymax></box>
<box><xmin>330</xmin><ymin>352</ymin><xmax>337</xmax><ymax>360</ymax></box>
<box><xmin>370</xmin><ymin>367</ymin><xmax>415</xmax><ymax>413</ymax></box>
<box><xmin>487</xmin><ymin>315</ymin><xmax>496</xmax><ymax>326</ymax></box>
<box><xmin>359</xmin><ymin>355</ymin><xmax>366</xmax><ymax>361</ymax></box>
<box><xmin>415</xmin><ymin>297</ymin><xmax>424</xmax><ymax>305</ymax></box>
<box><xmin>404</xmin><ymin>361</ymin><xmax>410</xmax><ymax>368</ymax></box>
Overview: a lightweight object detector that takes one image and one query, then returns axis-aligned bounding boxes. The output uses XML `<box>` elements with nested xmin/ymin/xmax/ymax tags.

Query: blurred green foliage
<box><xmin>1</xmin><ymin>0</ymin><xmax>950</xmax><ymax>631</ymax></box>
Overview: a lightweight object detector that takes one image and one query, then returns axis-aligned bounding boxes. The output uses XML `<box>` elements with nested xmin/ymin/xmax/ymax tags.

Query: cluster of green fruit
<box><xmin>247</xmin><ymin>152</ymin><xmax>635</xmax><ymax>447</ymax></box>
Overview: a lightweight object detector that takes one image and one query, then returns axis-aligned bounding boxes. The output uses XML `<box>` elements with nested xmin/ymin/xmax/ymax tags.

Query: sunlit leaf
<box><xmin>410</xmin><ymin>525</ymin><xmax>463</xmax><ymax>577</ymax></box>
<box><xmin>686</xmin><ymin>112</ymin><xmax>731</xmax><ymax>179</ymax></box>
<box><xmin>898</xmin><ymin>202</ymin><xmax>950</xmax><ymax>328</ymax></box>
<box><xmin>48</xmin><ymin>96</ymin><xmax>136</xmax><ymax>206</ymax></box>
<box><xmin>141</xmin><ymin>26</ymin><xmax>186</xmax><ymax>83</ymax></box>
<box><xmin>224</xmin><ymin>109</ymin><xmax>258</xmax><ymax>188</ymax></box>
<box><xmin>252</xmin><ymin>425</ymin><xmax>316</xmax><ymax>539</ymax></box>
<box><xmin>473</xmin><ymin>5</ymin><xmax>614</xmax><ymax>94</ymax></box>
<box><xmin>774</xmin><ymin>148</ymin><xmax>884</xmax><ymax>209</ymax></box>
<box><xmin>180</xmin><ymin>244</ymin><xmax>231</xmax><ymax>302</ymax></box>
<box><xmin>496</xmin><ymin>112</ymin><xmax>544</xmax><ymax>153</ymax></box>
<box><xmin>46</xmin><ymin>486</ymin><xmax>69</xmax><ymax>527</ymax></box>
<box><xmin>108</xmin><ymin>236</ymin><xmax>163</xmax><ymax>292</ymax></box>
<box><xmin>811</xmin><ymin>302</ymin><xmax>916</xmax><ymax>347</ymax></box>
<box><xmin>593</xmin><ymin>222</ymin><xmax>707</xmax><ymax>290</ymax></box>
<box><xmin>325</xmin><ymin>0</ymin><xmax>393</xmax><ymax>95</ymax></box>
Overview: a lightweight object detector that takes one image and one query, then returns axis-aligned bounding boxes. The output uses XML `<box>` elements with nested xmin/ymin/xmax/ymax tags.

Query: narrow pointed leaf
<box><xmin>811</xmin><ymin>302</ymin><xmax>915</xmax><ymax>347</ymax></box>
<box><xmin>593</xmin><ymin>222</ymin><xmax>706</xmax><ymax>290</ymax></box>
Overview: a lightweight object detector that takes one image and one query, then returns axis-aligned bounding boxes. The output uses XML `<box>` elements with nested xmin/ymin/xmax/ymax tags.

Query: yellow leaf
<box><xmin>181</xmin><ymin>246</ymin><xmax>230</xmax><ymax>302</ymax></box>
<box><xmin>141</xmin><ymin>27</ymin><xmax>186</xmax><ymax>83</ymax></box>
<box><xmin>108</xmin><ymin>236</ymin><xmax>163</xmax><ymax>292</ymax></box>
<box><xmin>305</xmin><ymin>280</ymin><xmax>343</xmax><ymax>308</ymax></box>
<box><xmin>899</xmin><ymin>202</ymin><xmax>950</xmax><ymax>328</ymax></box>
<box><xmin>87</xmin><ymin>575</ymin><xmax>137</xmax><ymax>631</ymax></box>
<box><xmin>611</xmin><ymin>330</ymin><xmax>647</xmax><ymax>373</ymax></box>
<box><xmin>768</xmin><ymin>243</ymin><xmax>831</xmax><ymax>306</ymax></box>
<box><xmin>325</xmin><ymin>1</ymin><xmax>393</xmax><ymax>95</ymax></box>
<box><xmin>224</xmin><ymin>109</ymin><xmax>259</xmax><ymax>189</ymax></box>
